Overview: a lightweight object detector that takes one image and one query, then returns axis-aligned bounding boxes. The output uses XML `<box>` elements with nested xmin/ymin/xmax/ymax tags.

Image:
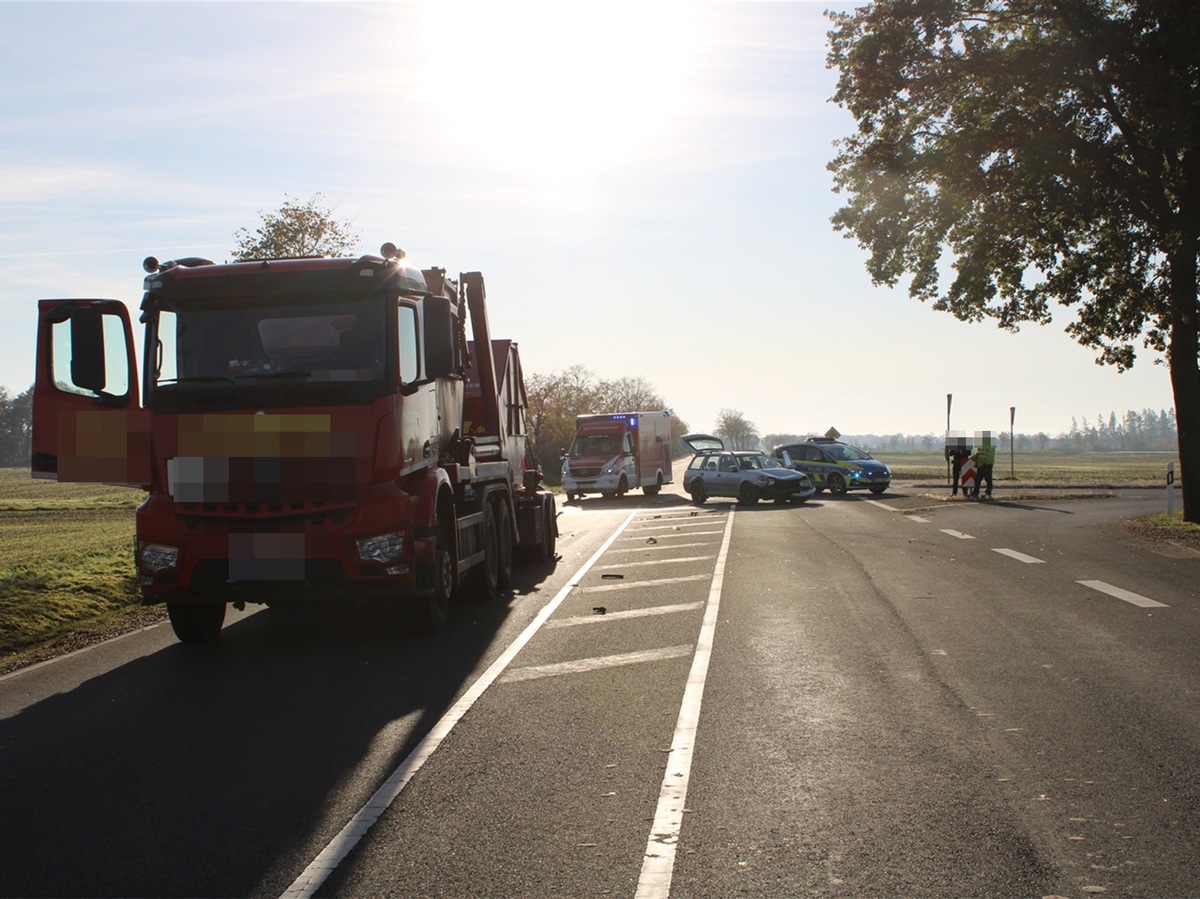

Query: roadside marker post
<box><xmin>1167</xmin><ymin>461</ymin><xmax>1175</xmax><ymax>516</ymax></box>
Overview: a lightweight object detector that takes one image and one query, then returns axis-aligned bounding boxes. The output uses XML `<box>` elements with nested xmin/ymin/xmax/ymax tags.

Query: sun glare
<box><xmin>415</xmin><ymin>3</ymin><xmax>702</xmax><ymax>204</ymax></box>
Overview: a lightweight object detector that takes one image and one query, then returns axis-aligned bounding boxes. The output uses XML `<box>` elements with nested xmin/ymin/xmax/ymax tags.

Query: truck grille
<box><xmin>571</xmin><ymin>467</ymin><xmax>601</xmax><ymax>478</ymax></box>
<box><xmin>177</xmin><ymin>501</ymin><xmax>353</xmax><ymax>531</ymax></box>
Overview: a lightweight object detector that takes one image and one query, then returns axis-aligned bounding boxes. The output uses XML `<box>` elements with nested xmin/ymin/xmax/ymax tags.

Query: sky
<box><xmin>0</xmin><ymin>1</ymin><xmax>1177</xmax><ymax>440</ymax></box>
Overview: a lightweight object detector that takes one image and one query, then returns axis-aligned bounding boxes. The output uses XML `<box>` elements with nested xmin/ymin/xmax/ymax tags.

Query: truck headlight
<box><xmin>139</xmin><ymin>542</ymin><xmax>180</xmax><ymax>571</ymax></box>
<box><xmin>357</xmin><ymin>532</ymin><xmax>405</xmax><ymax>563</ymax></box>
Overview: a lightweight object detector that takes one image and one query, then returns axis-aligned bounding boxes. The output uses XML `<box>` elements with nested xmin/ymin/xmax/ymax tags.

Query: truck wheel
<box><xmin>167</xmin><ymin>601</ymin><xmax>225</xmax><ymax>643</ymax></box>
<box><xmin>496</xmin><ymin>499</ymin><xmax>514</xmax><ymax>588</ymax></box>
<box><xmin>738</xmin><ymin>482</ymin><xmax>759</xmax><ymax>505</ymax></box>
<box><xmin>827</xmin><ymin>473</ymin><xmax>848</xmax><ymax>496</ymax></box>
<box><xmin>420</xmin><ymin>507</ymin><xmax>454</xmax><ymax>632</ymax></box>
<box><xmin>617</xmin><ymin>476</ymin><xmax>629</xmax><ymax>497</ymax></box>
<box><xmin>532</xmin><ymin>496</ymin><xmax>557</xmax><ymax>562</ymax></box>
<box><xmin>425</xmin><ymin>547</ymin><xmax>452</xmax><ymax>631</ymax></box>
<box><xmin>643</xmin><ymin>474</ymin><xmax>662</xmax><ymax>496</ymax></box>
<box><xmin>472</xmin><ymin>504</ymin><xmax>501</xmax><ymax>602</ymax></box>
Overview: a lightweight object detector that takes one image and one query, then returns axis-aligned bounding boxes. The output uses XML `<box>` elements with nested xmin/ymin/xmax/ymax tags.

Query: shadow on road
<box><xmin>0</xmin><ymin>563</ymin><xmax>559</xmax><ymax>898</ymax></box>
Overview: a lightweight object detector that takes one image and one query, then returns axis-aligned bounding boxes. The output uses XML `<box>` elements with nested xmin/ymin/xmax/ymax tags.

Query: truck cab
<box><xmin>31</xmin><ymin>246</ymin><xmax>557</xmax><ymax>642</ymax></box>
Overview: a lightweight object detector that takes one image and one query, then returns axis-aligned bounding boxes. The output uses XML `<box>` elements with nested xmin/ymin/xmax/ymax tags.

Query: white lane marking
<box><xmin>1077</xmin><ymin>580</ymin><xmax>1169</xmax><ymax>609</ymax></box>
<box><xmin>579</xmin><ymin>574</ymin><xmax>711</xmax><ymax>593</ymax></box>
<box><xmin>941</xmin><ymin>529</ymin><xmax>975</xmax><ymax>540</ymax></box>
<box><xmin>863</xmin><ymin>499</ymin><xmax>894</xmax><ymax>511</ymax></box>
<box><xmin>992</xmin><ymin>548</ymin><xmax>1045</xmax><ymax>564</ymax></box>
<box><xmin>280</xmin><ymin>509</ymin><xmax>641</xmax><ymax>899</ymax></box>
<box><xmin>620</xmin><ymin>529</ymin><xmax>725</xmax><ymax>540</ymax></box>
<box><xmin>624</xmin><ymin>523</ymin><xmax>724</xmax><ymax>537</ymax></box>
<box><xmin>636</xmin><ymin>508</ymin><xmax>736</xmax><ymax>899</ymax></box>
<box><xmin>623</xmin><ymin>523</ymin><xmax>725</xmax><ymax>534</ymax></box>
<box><xmin>500</xmin><ymin>645</ymin><xmax>694</xmax><ymax>684</ymax></box>
<box><xmin>595</xmin><ymin>556</ymin><xmax>715</xmax><ymax>570</ymax></box>
<box><xmin>547</xmin><ymin>602</ymin><xmax>704</xmax><ymax>629</ymax></box>
<box><xmin>909</xmin><ymin>516</ymin><xmax>930</xmax><ymax>523</ymax></box>
<box><xmin>608</xmin><ymin>542</ymin><xmax>713</xmax><ymax>554</ymax></box>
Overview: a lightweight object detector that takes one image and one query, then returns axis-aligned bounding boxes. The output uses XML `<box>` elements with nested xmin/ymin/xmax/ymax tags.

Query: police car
<box><xmin>771</xmin><ymin>438</ymin><xmax>892</xmax><ymax>495</ymax></box>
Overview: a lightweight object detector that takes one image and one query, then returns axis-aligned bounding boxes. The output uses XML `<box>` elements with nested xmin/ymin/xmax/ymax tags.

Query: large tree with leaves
<box><xmin>232</xmin><ymin>193</ymin><xmax>359</xmax><ymax>261</ymax></box>
<box><xmin>827</xmin><ymin>0</ymin><xmax>1200</xmax><ymax>520</ymax></box>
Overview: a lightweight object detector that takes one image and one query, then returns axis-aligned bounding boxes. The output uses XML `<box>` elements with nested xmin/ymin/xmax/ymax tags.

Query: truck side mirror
<box><xmin>69</xmin><ymin>306</ymin><xmax>108</xmax><ymax>394</ymax></box>
<box><xmin>423</xmin><ymin>295</ymin><xmax>460</xmax><ymax>379</ymax></box>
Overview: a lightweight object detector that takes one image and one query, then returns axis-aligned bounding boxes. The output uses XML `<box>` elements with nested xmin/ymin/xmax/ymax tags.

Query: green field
<box><xmin>0</xmin><ymin>452</ymin><xmax>1190</xmax><ymax>674</ymax></box>
<box><xmin>0</xmin><ymin>469</ymin><xmax>153</xmax><ymax>673</ymax></box>
<box><xmin>880</xmin><ymin>449</ymin><xmax>1180</xmax><ymax>486</ymax></box>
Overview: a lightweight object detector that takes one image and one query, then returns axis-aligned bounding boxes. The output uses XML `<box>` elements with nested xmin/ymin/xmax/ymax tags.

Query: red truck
<box><xmin>30</xmin><ymin>244</ymin><xmax>557</xmax><ymax>642</ymax></box>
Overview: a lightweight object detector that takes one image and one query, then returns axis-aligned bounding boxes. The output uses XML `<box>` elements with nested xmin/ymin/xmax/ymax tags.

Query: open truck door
<box><xmin>31</xmin><ymin>299</ymin><xmax>151</xmax><ymax>487</ymax></box>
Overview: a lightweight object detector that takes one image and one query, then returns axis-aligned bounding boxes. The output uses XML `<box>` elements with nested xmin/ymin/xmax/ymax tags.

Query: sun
<box><xmin>414</xmin><ymin>3</ymin><xmax>703</xmax><ymax>203</ymax></box>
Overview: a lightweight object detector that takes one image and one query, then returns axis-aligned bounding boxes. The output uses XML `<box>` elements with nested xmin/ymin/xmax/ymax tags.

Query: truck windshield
<box><xmin>570</xmin><ymin>434</ymin><xmax>622</xmax><ymax>457</ymax></box>
<box><xmin>148</xmin><ymin>294</ymin><xmax>390</xmax><ymax>411</ymax></box>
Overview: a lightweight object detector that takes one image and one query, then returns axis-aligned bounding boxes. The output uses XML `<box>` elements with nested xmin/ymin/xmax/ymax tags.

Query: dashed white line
<box><xmin>619</xmin><ymin>529</ymin><xmax>725</xmax><ymax>540</ymax></box>
<box><xmin>500</xmin><ymin>645</ymin><xmax>694</xmax><ymax>683</ymax></box>
<box><xmin>595</xmin><ymin>556</ymin><xmax>715</xmax><ymax>570</ymax></box>
<box><xmin>1077</xmin><ymin>580</ymin><xmax>1168</xmax><ymax>608</ymax></box>
<box><xmin>547</xmin><ymin>602</ymin><xmax>704</xmax><ymax>628</ymax></box>
<box><xmin>579</xmin><ymin>573</ymin><xmax>711</xmax><ymax>593</ymax></box>
<box><xmin>940</xmin><ymin>529</ymin><xmax>975</xmax><ymax>540</ymax></box>
<box><xmin>909</xmin><ymin>516</ymin><xmax>930</xmax><ymax>523</ymax></box>
<box><xmin>992</xmin><ymin>548</ymin><xmax>1045</xmax><ymax>564</ymax></box>
<box><xmin>608</xmin><ymin>541</ymin><xmax>713</xmax><ymax>554</ymax></box>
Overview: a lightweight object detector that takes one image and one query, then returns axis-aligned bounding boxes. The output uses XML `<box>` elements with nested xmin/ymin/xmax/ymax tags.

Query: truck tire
<box><xmin>532</xmin><ymin>495</ymin><xmax>557</xmax><ymax>562</ymax></box>
<box><xmin>420</xmin><ymin>503</ymin><xmax>454</xmax><ymax>632</ymax></box>
<box><xmin>425</xmin><ymin>547</ymin><xmax>452</xmax><ymax>631</ymax></box>
<box><xmin>167</xmin><ymin>601</ymin><xmax>225</xmax><ymax>643</ymax></box>
<box><xmin>471</xmin><ymin>504</ymin><xmax>501</xmax><ymax>602</ymax></box>
<box><xmin>496</xmin><ymin>499</ymin><xmax>514</xmax><ymax>589</ymax></box>
<box><xmin>643</xmin><ymin>474</ymin><xmax>663</xmax><ymax>496</ymax></box>
<box><xmin>617</xmin><ymin>476</ymin><xmax>629</xmax><ymax>497</ymax></box>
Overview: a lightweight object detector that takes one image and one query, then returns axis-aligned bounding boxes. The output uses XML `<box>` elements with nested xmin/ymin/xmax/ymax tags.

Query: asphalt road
<box><xmin>1</xmin><ymin>482</ymin><xmax>1196</xmax><ymax>898</ymax></box>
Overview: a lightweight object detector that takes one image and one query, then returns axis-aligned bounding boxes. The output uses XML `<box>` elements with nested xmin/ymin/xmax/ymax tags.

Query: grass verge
<box><xmin>0</xmin><ymin>543</ymin><xmax>165</xmax><ymax>675</ymax></box>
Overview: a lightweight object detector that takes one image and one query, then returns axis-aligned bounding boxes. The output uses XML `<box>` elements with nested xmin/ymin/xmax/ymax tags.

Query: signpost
<box><xmin>1010</xmin><ymin>406</ymin><xmax>1016</xmax><ymax>479</ymax></box>
<box><xmin>946</xmin><ymin>394</ymin><xmax>953</xmax><ymax>484</ymax></box>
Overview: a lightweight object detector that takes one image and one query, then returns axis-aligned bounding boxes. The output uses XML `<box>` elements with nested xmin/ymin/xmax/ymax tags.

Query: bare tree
<box><xmin>715</xmin><ymin>408</ymin><xmax>758</xmax><ymax>451</ymax></box>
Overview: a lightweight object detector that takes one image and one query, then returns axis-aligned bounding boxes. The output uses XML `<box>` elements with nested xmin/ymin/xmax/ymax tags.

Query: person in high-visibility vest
<box><xmin>972</xmin><ymin>435</ymin><xmax>997</xmax><ymax>499</ymax></box>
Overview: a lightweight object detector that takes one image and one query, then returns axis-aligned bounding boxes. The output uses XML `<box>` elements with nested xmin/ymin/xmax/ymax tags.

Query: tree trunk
<box><xmin>1167</xmin><ymin>246</ymin><xmax>1200</xmax><ymax>523</ymax></box>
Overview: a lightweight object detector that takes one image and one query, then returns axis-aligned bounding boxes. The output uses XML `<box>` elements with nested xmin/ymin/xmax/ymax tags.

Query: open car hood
<box><xmin>681</xmin><ymin>433</ymin><xmax>725</xmax><ymax>454</ymax></box>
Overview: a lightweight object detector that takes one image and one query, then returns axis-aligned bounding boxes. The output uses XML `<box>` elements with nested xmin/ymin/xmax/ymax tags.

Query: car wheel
<box><xmin>689</xmin><ymin>482</ymin><xmax>706</xmax><ymax>505</ymax></box>
<box><xmin>827</xmin><ymin>473</ymin><xmax>847</xmax><ymax>496</ymax></box>
<box><xmin>869</xmin><ymin>485</ymin><xmax>887</xmax><ymax>495</ymax></box>
<box><xmin>738</xmin><ymin>482</ymin><xmax>759</xmax><ymax>505</ymax></box>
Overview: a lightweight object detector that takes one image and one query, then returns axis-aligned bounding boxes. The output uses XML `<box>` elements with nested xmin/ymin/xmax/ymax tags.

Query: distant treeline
<box><xmin>0</xmin><ymin>386</ymin><xmax>31</xmax><ymax>467</ymax></box>
<box><xmin>765</xmin><ymin>408</ymin><xmax>1178</xmax><ymax>454</ymax></box>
